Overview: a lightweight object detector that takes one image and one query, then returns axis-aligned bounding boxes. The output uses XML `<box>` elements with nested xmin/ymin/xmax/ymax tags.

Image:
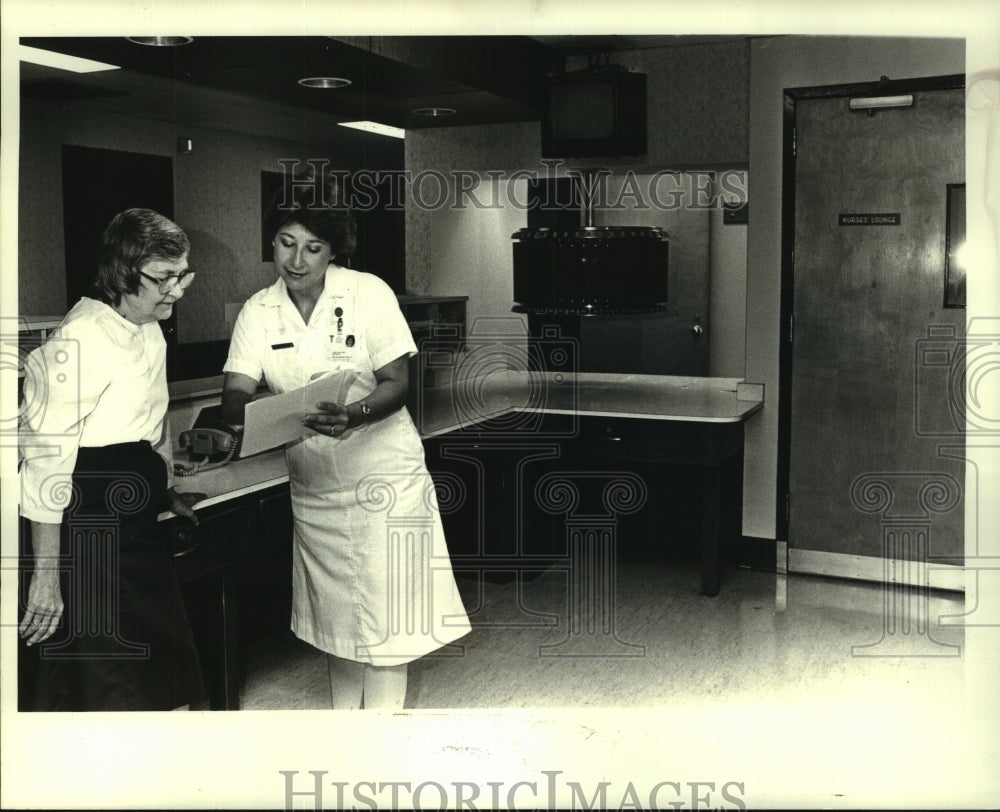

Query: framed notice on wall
<box><xmin>944</xmin><ymin>183</ymin><xmax>966</xmax><ymax>308</ymax></box>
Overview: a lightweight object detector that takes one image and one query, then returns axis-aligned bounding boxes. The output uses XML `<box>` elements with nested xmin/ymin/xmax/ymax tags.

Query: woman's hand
<box><xmin>302</xmin><ymin>354</ymin><xmax>409</xmax><ymax>440</ymax></box>
<box><xmin>168</xmin><ymin>487</ymin><xmax>205</xmax><ymax>525</ymax></box>
<box><xmin>19</xmin><ymin>568</ymin><xmax>63</xmax><ymax>647</ymax></box>
<box><xmin>303</xmin><ymin>401</ymin><xmax>352</xmax><ymax>439</ymax></box>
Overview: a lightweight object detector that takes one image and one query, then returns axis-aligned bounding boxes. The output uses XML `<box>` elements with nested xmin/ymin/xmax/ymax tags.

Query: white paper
<box><xmin>240</xmin><ymin>370</ymin><xmax>358</xmax><ymax>456</ymax></box>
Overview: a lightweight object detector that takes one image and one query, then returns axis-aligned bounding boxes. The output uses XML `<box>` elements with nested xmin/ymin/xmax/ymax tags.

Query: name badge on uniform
<box><xmin>328</xmin><ymin>333</ymin><xmax>355</xmax><ymax>366</ymax></box>
<box><xmin>271</xmin><ymin>341</ymin><xmax>294</xmax><ymax>350</ymax></box>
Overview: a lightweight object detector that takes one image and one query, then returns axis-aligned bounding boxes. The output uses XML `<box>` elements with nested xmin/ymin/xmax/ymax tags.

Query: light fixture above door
<box><xmin>848</xmin><ymin>94</ymin><xmax>914</xmax><ymax>111</ymax></box>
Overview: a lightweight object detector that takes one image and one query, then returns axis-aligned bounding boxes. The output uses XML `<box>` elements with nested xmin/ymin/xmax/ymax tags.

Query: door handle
<box><xmin>691</xmin><ymin>324</ymin><xmax>704</xmax><ymax>336</ymax></box>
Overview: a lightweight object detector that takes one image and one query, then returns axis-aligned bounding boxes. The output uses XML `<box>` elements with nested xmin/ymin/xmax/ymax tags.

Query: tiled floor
<box><xmin>117</xmin><ymin>562</ymin><xmax>994</xmax><ymax>809</ymax></box>
<box><xmin>234</xmin><ymin>561</ymin><xmax>967</xmax><ymax>713</ymax></box>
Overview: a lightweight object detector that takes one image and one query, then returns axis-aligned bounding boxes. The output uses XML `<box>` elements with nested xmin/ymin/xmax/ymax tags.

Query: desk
<box><xmin>162</xmin><ymin>485</ymin><xmax>291</xmax><ymax>711</ymax></box>
<box><xmin>159</xmin><ymin>372</ymin><xmax>762</xmax><ymax>708</ymax></box>
<box><xmin>416</xmin><ymin>373</ymin><xmax>761</xmax><ymax>596</ymax></box>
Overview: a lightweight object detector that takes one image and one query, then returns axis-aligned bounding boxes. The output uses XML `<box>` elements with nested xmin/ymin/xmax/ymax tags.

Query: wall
<box><xmin>407</xmin><ymin>36</ymin><xmax>966</xmax><ymax>542</ymax></box>
<box><xmin>405</xmin><ymin>39</ymin><xmax>752</xmax><ymax>340</ymax></box>
<box><xmin>18</xmin><ymin>102</ymin><xmax>401</xmax><ymax>347</ymax></box>
<box><xmin>404</xmin><ymin>121</ymin><xmax>539</xmax><ymax>338</ymax></box>
<box><xmin>564</xmin><ymin>41</ymin><xmax>749</xmax><ymax>168</ymax></box>
<box><xmin>20</xmin><ymin>37</ymin><xmax>963</xmax><ymax>541</ymax></box>
<box><xmin>745</xmin><ymin>35</ymin><xmax>965</xmax><ymax>539</ymax></box>
<box><xmin>709</xmin><ymin>194</ymin><xmax>747</xmax><ymax>379</ymax></box>
<box><xmin>405</xmin><ymin>133</ymin><xmax>745</xmax><ymax>361</ymax></box>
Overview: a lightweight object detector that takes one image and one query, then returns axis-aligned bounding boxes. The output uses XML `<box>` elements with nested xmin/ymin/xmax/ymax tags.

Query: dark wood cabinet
<box><xmin>424</xmin><ymin>414</ymin><xmax>744</xmax><ymax>594</ymax></box>
<box><xmin>171</xmin><ymin>502</ymin><xmax>253</xmax><ymax>583</ymax></box>
<box><xmin>239</xmin><ymin>488</ymin><xmax>296</xmax><ymax>646</ymax></box>
<box><xmin>165</xmin><ymin>484</ymin><xmax>295</xmax><ymax>710</ymax></box>
<box><xmin>423</xmin><ymin>433</ymin><xmax>562</xmax><ymax>579</ymax></box>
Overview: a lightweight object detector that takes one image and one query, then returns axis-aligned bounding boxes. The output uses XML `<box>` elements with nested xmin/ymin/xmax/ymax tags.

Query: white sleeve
<box><xmin>19</xmin><ymin>320</ymin><xmax>112</xmax><ymax>524</ymax></box>
<box><xmin>223</xmin><ymin>301</ymin><xmax>264</xmax><ymax>382</ymax></box>
<box><xmin>364</xmin><ymin>276</ymin><xmax>417</xmax><ymax>371</ymax></box>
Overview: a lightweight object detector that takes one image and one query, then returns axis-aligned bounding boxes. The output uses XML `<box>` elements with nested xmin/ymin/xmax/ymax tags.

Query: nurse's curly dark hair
<box><xmin>265</xmin><ymin>171</ymin><xmax>357</xmax><ymax>261</ymax></box>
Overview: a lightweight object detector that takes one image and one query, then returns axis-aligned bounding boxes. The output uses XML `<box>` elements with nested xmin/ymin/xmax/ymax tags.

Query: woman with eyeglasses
<box><xmin>19</xmin><ymin>208</ymin><xmax>206</xmax><ymax>711</ymax></box>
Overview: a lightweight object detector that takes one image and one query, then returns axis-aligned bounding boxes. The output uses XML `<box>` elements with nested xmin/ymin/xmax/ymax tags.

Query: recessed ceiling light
<box><xmin>338</xmin><ymin>121</ymin><xmax>405</xmax><ymax>139</ymax></box>
<box><xmin>126</xmin><ymin>36</ymin><xmax>194</xmax><ymax>46</ymax></box>
<box><xmin>19</xmin><ymin>45</ymin><xmax>121</xmax><ymax>73</ymax></box>
<box><xmin>298</xmin><ymin>77</ymin><xmax>352</xmax><ymax>89</ymax></box>
<box><xmin>414</xmin><ymin>107</ymin><xmax>457</xmax><ymax>117</ymax></box>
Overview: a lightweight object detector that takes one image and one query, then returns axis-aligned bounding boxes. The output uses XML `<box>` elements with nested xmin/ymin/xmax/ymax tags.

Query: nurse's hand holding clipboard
<box><xmin>304</xmin><ymin>401</ymin><xmax>355</xmax><ymax>438</ymax></box>
<box><xmin>303</xmin><ymin>354</ymin><xmax>407</xmax><ymax>440</ymax></box>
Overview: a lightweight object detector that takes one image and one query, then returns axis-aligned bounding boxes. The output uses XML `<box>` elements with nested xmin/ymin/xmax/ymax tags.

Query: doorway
<box><xmin>62</xmin><ymin>145</ymin><xmax>177</xmax><ymax>377</ymax></box>
<box><xmin>781</xmin><ymin>76</ymin><xmax>965</xmax><ymax>572</ymax></box>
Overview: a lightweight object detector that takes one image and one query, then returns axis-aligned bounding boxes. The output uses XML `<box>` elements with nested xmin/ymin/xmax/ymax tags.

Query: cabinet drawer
<box><xmin>563</xmin><ymin>417</ymin><xmax>743</xmax><ymax>465</ymax></box>
<box><xmin>570</xmin><ymin>416</ymin><xmax>702</xmax><ymax>460</ymax></box>
<box><xmin>170</xmin><ymin>503</ymin><xmax>251</xmax><ymax>583</ymax></box>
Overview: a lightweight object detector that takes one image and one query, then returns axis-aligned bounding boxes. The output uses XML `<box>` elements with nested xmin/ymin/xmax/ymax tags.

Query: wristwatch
<box><xmin>358</xmin><ymin>401</ymin><xmax>372</xmax><ymax>423</ymax></box>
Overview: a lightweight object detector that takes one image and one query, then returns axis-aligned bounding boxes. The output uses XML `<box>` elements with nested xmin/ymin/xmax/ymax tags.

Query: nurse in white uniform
<box><xmin>222</xmin><ymin>175</ymin><xmax>470</xmax><ymax>709</ymax></box>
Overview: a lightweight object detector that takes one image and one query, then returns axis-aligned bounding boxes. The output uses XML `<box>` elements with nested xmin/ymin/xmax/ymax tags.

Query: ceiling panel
<box><xmin>18</xmin><ymin>35</ymin><xmax>750</xmax><ymax>146</ymax></box>
<box><xmin>20</xmin><ymin>35</ymin><xmax>548</xmax><ymax>129</ymax></box>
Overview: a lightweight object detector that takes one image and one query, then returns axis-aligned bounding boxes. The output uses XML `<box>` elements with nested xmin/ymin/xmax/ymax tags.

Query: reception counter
<box><xmin>160</xmin><ymin>372</ymin><xmax>762</xmax><ymax>708</ymax></box>
<box><xmin>164</xmin><ymin>372</ymin><xmax>762</xmax><ymax>503</ymax></box>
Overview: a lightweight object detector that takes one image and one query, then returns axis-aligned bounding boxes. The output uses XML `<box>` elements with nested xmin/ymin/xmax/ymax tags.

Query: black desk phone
<box><xmin>177</xmin><ymin>405</ymin><xmax>243</xmax><ymax>474</ymax></box>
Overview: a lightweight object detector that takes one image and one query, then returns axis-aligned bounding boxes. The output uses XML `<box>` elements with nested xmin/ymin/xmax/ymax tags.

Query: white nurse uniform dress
<box><xmin>225</xmin><ymin>266</ymin><xmax>470</xmax><ymax>665</ymax></box>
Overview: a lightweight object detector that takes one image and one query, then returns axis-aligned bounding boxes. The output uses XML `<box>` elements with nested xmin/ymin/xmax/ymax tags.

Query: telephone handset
<box><xmin>176</xmin><ymin>405</ymin><xmax>243</xmax><ymax>475</ymax></box>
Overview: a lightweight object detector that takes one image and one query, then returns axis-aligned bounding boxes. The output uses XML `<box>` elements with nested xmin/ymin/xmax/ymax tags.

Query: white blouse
<box><xmin>19</xmin><ymin>297</ymin><xmax>174</xmax><ymax>524</ymax></box>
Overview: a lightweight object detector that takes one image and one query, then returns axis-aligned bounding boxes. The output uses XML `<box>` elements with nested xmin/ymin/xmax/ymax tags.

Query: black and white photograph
<box><xmin>2</xmin><ymin>1</ymin><xmax>999</xmax><ymax>809</ymax></box>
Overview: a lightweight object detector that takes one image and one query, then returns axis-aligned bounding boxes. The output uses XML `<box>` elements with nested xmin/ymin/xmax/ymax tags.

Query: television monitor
<box><xmin>542</xmin><ymin>70</ymin><xmax>647</xmax><ymax>158</ymax></box>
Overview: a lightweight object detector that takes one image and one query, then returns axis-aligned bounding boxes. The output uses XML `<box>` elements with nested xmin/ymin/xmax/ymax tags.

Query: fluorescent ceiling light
<box><xmin>849</xmin><ymin>94</ymin><xmax>914</xmax><ymax>111</ymax></box>
<box><xmin>338</xmin><ymin>121</ymin><xmax>405</xmax><ymax>139</ymax></box>
<box><xmin>19</xmin><ymin>44</ymin><xmax>121</xmax><ymax>73</ymax></box>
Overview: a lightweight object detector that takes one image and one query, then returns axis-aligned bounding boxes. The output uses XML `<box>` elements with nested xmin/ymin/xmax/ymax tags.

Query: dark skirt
<box><xmin>22</xmin><ymin>441</ymin><xmax>204</xmax><ymax>711</ymax></box>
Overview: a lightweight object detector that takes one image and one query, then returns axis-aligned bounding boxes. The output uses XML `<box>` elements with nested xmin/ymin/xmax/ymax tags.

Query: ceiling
<box><xmin>19</xmin><ymin>35</ymin><xmax>747</xmax><ymax>151</ymax></box>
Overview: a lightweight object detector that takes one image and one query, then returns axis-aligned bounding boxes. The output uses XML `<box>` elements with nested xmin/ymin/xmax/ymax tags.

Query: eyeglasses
<box><xmin>138</xmin><ymin>269</ymin><xmax>196</xmax><ymax>294</ymax></box>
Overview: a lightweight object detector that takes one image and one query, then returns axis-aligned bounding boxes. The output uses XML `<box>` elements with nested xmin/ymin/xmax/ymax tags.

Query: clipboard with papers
<box><xmin>240</xmin><ymin>370</ymin><xmax>358</xmax><ymax>457</ymax></box>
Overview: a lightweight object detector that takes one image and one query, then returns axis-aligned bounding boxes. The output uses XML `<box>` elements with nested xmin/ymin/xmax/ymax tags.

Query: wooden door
<box><xmin>788</xmin><ymin>83</ymin><xmax>965</xmax><ymax>564</ymax></box>
<box><xmin>62</xmin><ymin>145</ymin><xmax>177</xmax><ymax>377</ymax></box>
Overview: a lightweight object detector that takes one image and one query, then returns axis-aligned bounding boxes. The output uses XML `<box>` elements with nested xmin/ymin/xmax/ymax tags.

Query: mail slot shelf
<box><xmin>398</xmin><ymin>294</ymin><xmax>468</xmax><ymax>335</ymax></box>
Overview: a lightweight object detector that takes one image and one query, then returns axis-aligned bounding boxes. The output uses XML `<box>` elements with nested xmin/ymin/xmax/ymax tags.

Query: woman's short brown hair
<box><xmin>93</xmin><ymin>208</ymin><xmax>190</xmax><ymax>305</ymax></box>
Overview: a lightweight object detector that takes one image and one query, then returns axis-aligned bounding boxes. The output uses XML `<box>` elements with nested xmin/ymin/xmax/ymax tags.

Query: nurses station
<box><xmin>155</xmin><ymin>366</ymin><xmax>760</xmax><ymax>709</ymax></box>
<box><xmin>13</xmin><ymin>31</ymin><xmax>981</xmax><ymax>724</ymax></box>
